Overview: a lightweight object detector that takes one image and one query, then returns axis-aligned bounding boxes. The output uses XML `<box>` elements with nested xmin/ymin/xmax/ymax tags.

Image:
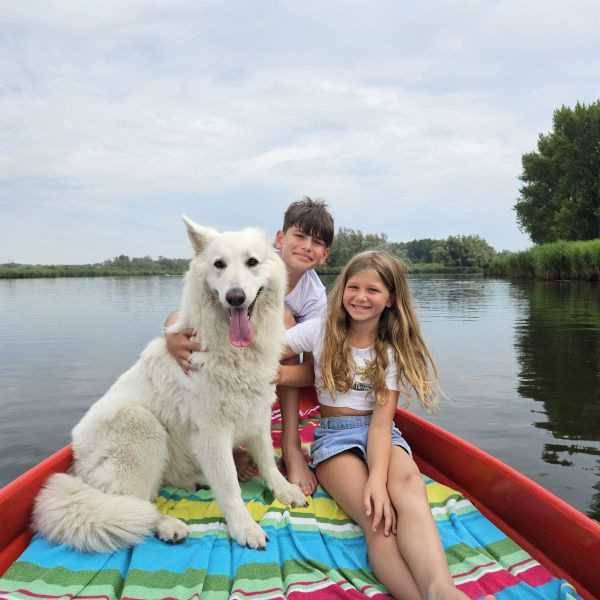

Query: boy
<box><xmin>165</xmin><ymin>197</ymin><xmax>334</xmax><ymax>495</ymax></box>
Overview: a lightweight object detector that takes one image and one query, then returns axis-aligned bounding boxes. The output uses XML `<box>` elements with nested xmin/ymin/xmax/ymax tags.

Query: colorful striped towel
<box><xmin>0</xmin><ymin>393</ymin><xmax>581</xmax><ymax>600</ymax></box>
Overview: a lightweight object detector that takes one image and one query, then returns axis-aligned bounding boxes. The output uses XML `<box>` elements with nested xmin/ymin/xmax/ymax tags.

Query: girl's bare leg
<box><xmin>316</xmin><ymin>451</ymin><xmax>421</xmax><ymax>600</ymax></box>
<box><xmin>387</xmin><ymin>447</ymin><xmax>494</xmax><ymax>600</ymax></box>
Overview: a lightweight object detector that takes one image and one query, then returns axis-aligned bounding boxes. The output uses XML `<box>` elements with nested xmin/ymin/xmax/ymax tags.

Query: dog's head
<box><xmin>183</xmin><ymin>215</ymin><xmax>285</xmax><ymax>348</ymax></box>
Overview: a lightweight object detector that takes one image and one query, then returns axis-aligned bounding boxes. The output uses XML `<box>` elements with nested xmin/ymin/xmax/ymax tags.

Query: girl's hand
<box><xmin>363</xmin><ymin>478</ymin><xmax>397</xmax><ymax>536</ymax></box>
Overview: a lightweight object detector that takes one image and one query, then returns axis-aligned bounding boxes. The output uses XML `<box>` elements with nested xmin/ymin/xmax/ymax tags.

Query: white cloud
<box><xmin>1</xmin><ymin>0</ymin><xmax>598</xmax><ymax>263</ymax></box>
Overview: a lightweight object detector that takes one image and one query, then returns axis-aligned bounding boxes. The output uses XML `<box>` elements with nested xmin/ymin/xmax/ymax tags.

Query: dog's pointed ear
<box><xmin>182</xmin><ymin>215</ymin><xmax>218</xmax><ymax>255</ymax></box>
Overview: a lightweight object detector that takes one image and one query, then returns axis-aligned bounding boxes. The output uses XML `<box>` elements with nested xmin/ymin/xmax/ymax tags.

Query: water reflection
<box><xmin>512</xmin><ymin>280</ymin><xmax>600</xmax><ymax>519</ymax></box>
<box><xmin>409</xmin><ymin>274</ymin><xmax>492</xmax><ymax>321</ymax></box>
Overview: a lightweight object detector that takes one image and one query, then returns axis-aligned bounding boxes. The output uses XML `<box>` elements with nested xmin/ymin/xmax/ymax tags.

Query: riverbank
<box><xmin>484</xmin><ymin>239</ymin><xmax>600</xmax><ymax>281</ymax></box>
<box><xmin>0</xmin><ymin>263</ymin><xmax>189</xmax><ymax>279</ymax></box>
<box><xmin>2</xmin><ymin>262</ymin><xmax>481</xmax><ymax>279</ymax></box>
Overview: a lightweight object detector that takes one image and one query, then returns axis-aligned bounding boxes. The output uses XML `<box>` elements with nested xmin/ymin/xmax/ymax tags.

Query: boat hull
<box><xmin>395</xmin><ymin>409</ymin><xmax>600</xmax><ymax>600</ymax></box>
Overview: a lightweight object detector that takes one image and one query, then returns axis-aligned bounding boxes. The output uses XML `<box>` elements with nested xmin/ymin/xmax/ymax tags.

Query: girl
<box><xmin>280</xmin><ymin>251</ymin><xmax>494</xmax><ymax>600</ymax></box>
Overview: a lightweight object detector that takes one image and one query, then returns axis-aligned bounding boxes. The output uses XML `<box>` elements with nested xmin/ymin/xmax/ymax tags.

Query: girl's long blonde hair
<box><xmin>320</xmin><ymin>250</ymin><xmax>439</xmax><ymax>412</ymax></box>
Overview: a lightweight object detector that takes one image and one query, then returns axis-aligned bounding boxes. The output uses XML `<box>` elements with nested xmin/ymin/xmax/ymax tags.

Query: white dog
<box><xmin>33</xmin><ymin>216</ymin><xmax>307</xmax><ymax>553</ymax></box>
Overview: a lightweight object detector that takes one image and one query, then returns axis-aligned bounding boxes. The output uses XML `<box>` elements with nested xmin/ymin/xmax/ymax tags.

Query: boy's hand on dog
<box><xmin>165</xmin><ymin>328</ymin><xmax>205</xmax><ymax>375</ymax></box>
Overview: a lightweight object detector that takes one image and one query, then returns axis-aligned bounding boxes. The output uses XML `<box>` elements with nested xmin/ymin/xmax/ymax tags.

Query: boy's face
<box><xmin>274</xmin><ymin>226</ymin><xmax>330</xmax><ymax>273</ymax></box>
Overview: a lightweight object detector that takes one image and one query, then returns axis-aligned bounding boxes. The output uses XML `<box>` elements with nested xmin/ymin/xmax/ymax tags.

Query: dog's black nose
<box><xmin>226</xmin><ymin>287</ymin><xmax>246</xmax><ymax>307</ymax></box>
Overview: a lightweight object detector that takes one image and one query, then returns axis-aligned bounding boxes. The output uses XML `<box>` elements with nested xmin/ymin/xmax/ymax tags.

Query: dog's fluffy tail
<box><xmin>32</xmin><ymin>473</ymin><xmax>158</xmax><ymax>553</ymax></box>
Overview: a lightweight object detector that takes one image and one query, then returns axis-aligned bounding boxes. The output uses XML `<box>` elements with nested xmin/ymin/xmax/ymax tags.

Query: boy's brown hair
<box><xmin>283</xmin><ymin>197</ymin><xmax>335</xmax><ymax>248</ymax></box>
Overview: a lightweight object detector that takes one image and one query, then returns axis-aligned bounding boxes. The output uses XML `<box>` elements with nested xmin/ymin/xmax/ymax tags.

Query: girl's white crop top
<box><xmin>285</xmin><ymin>318</ymin><xmax>399</xmax><ymax>410</ymax></box>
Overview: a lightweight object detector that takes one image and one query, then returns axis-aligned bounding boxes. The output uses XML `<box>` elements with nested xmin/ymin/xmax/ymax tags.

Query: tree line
<box><xmin>0</xmin><ymin>256</ymin><xmax>191</xmax><ymax>279</ymax></box>
<box><xmin>324</xmin><ymin>228</ymin><xmax>498</xmax><ymax>270</ymax></box>
<box><xmin>102</xmin><ymin>255</ymin><xmax>190</xmax><ymax>272</ymax></box>
<box><xmin>2</xmin><ymin>233</ymin><xmax>500</xmax><ymax>279</ymax></box>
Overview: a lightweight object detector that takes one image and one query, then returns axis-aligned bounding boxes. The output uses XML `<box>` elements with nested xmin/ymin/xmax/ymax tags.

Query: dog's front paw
<box><xmin>275</xmin><ymin>481</ymin><xmax>308</xmax><ymax>507</ymax></box>
<box><xmin>228</xmin><ymin>519</ymin><xmax>268</xmax><ymax>550</ymax></box>
<box><xmin>156</xmin><ymin>514</ymin><xmax>190</xmax><ymax>544</ymax></box>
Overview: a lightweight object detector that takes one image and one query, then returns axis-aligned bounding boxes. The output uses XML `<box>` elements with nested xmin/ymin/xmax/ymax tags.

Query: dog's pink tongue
<box><xmin>229</xmin><ymin>307</ymin><xmax>253</xmax><ymax>347</ymax></box>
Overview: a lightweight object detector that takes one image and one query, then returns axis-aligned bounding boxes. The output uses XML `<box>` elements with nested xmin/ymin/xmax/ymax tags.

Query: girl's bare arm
<box><xmin>364</xmin><ymin>389</ymin><xmax>400</xmax><ymax>535</ymax></box>
<box><xmin>367</xmin><ymin>390</ymin><xmax>400</xmax><ymax>479</ymax></box>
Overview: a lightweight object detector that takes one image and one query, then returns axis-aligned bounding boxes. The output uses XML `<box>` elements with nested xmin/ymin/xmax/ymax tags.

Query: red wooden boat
<box><xmin>1</xmin><ymin>408</ymin><xmax>599</xmax><ymax>599</ymax></box>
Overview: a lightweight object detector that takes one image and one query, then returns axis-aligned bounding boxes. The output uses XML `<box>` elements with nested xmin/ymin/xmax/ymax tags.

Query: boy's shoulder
<box><xmin>294</xmin><ymin>267</ymin><xmax>325</xmax><ymax>289</ymax></box>
<box><xmin>285</xmin><ymin>269</ymin><xmax>326</xmax><ymax>322</ymax></box>
<box><xmin>288</xmin><ymin>268</ymin><xmax>325</xmax><ymax>299</ymax></box>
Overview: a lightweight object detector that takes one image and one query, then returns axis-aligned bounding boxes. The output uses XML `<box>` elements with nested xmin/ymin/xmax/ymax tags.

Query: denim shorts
<box><xmin>309</xmin><ymin>414</ymin><xmax>412</xmax><ymax>469</ymax></box>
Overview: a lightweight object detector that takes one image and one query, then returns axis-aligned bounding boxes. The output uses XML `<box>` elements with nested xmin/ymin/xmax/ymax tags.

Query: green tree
<box><xmin>432</xmin><ymin>235</ymin><xmax>496</xmax><ymax>267</ymax></box>
<box><xmin>104</xmin><ymin>255</ymin><xmax>132</xmax><ymax>268</ymax></box>
<box><xmin>327</xmin><ymin>228</ymin><xmax>389</xmax><ymax>267</ymax></box>
<box><xmin>384</xmin><ymin>242</ymin><xmax>409</xmax><ymax>263</ymax></box>
<box><xmin>431</xmin><ymin>244</ymin><xmax>451</xmax><ymax>265</ymax></box>
<box><xmin>402</xmin><ymin>238</ymin><xmax>443</xmax><ymax>263</ymax></box>
<box><xmin>514</xmin><ymin>100</ymin><xmax>600</xmax><ymax>244</ymax></box>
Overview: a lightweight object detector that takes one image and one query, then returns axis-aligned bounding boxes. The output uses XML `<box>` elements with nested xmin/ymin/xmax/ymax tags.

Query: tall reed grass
<box><xmin>485</xmin><ymin>239</ymin><xmax>600</xmax><ymax>281</ymax></box>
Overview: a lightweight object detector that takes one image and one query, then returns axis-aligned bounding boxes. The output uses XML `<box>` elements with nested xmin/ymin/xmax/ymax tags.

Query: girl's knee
<box><xmin>388</xmin><ymin>471</ymin><xmax>427</xmax><ymax>503</ymax></box>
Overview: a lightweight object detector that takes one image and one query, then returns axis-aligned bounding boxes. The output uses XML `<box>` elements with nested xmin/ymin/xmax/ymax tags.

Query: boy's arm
<box><xmin>277</xmin><ymin>361</ymin><xmax>315</xmax><ymax>387</ymax></box>
<box><xmin>164</xmin><ymin>308</ymin><xmax>181</xmax><ymax>328</ymax></box>
<box><xmin>164</xmin><ymin>309</ymin><xmax>201</xmax><ymax>375</ymax></box>
<box><xmin>281</xmin><ymin>342</ymin><xmax>299</xmax><ymax>361</ymax></box>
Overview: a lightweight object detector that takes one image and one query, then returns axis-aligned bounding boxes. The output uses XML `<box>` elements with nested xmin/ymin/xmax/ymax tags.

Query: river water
<box><xmin>1</xmin><ymin>275</ymin><xmax>598</xmax><ymax>520</ymax></box>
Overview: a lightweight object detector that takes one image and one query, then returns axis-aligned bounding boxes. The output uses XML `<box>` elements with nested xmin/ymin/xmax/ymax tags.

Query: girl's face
<box><xmin>342</xmin><ymin>268</ymin><xmax>394</xmax><ymax>327</ymax></box>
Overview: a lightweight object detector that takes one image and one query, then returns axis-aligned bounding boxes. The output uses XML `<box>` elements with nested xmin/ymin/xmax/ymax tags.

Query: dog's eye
<box><xmin>214</xmin><ymin>260</ymin><xmax>226</xmax><ymax>269</ymax></box>
<box><xmin>247</xmin><ymin>258</ymin><xmax>259</xmax><ymax>267</ymax></box>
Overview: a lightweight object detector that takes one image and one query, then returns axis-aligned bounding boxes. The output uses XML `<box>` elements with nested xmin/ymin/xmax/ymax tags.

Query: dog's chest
<box><xmin>194</xmin><ymin>348</ymin><xmax>277</xmax><ymax>392</ymax></box>
<box><xmin>181</xmin><ymin>373</ymin><xmax>271</xmax><ymax>421</ymax></box>
<box><xmin>199</xmin><ymin>348</ymin><xmax>273</xmax><ymax>377</ymax></box>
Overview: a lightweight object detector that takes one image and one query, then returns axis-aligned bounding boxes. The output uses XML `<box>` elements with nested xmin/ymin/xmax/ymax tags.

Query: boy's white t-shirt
<box><xmin>285</xmin><ymin>269</ymin><xmax>327</xmax><ymax>323</ymax></box>
<box><xmin>285</xmin><ymin>318</ymin><xmax>399</xmax><ymax>411</ymax></box>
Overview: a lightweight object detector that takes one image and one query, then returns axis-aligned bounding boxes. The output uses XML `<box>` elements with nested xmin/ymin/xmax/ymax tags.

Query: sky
<box><xmin>1</xmin><ymin>0</ymin><xmax>599</xmax><ymax>264</ymax></box>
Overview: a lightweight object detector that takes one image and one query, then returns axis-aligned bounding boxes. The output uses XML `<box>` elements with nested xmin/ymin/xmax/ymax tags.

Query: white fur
<box><xmin>33</xmin><ymin>217</ymin><xmax>307</xmax><ymax>553</ymax></box>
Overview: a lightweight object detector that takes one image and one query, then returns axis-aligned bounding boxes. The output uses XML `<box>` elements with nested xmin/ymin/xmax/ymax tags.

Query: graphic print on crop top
<box><xmin>352</xmin><ymin>359</ymin><xmax>374</xmax><ymax>393</ymax></box>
